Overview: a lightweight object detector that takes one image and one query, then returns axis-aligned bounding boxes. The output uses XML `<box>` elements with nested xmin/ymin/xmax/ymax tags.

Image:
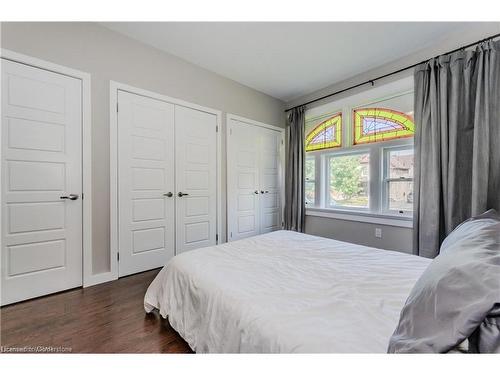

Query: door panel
<box><xmin>227</xmin><ymin>119</ymin><xmax>261</xmax><ymax>241</ymax></box>
<box><xmin>259</xmin><ymin>128</ymin><xmax>282</xmax><ymax>233</ymax></box>
<box><xmin>118</xmin><ymin>91</ymin><xmax>175</xmax><ymax>277</ymax></box>
<box><xmin>1</xmin><ymin>59</ymin><xmax>82</xmax><ymax>305</ymax></box>
<box><xmin>227</xmin><ymin>119</ymin><xmax>282</xmax><ymax>241</ymax></box>
<box><xmin>175</xmin><ymin>106</ymin><xmax>217</xmax><ymax>253</ymax></box>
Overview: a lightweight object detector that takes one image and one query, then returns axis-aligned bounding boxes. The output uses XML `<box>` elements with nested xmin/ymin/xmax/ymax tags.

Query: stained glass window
<box><xmin>353</xmin><ymin>108</ymin><xmax>414</xmax><ymax>145</ymax></box>
<box><xmin>305</xmin><ymin>113</ymin><xmax>342</xmax><ymax>152</ymax></box>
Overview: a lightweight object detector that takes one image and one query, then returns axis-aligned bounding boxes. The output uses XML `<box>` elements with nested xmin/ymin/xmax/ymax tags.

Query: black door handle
<box><xmin>163</xmin><ymin>192</ymin><xmax>173</xmax><ymax>197</ymax></box>
<box><xmin>177</xmin><ymin>192</ymin><xmax>189</xmax><ymax>197</ymax></box>
<box><xmin>254</xmin><ymin>190</ymin><xmax>259</xmax><ymax>195</ymax></box>
<box><xmin>60</xmin><ymin>194</ymin><xmax>79</xmax><ymax>200</ymax></box>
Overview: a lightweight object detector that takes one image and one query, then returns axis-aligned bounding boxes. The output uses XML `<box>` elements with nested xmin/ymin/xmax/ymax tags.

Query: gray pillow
<box><xmin>440</xmin><ymin>209</ymin><xmax>500</xmax><ymax>253</ymax></box>
<box><xmin>388</xmin><ymin>210</ymin><xmax>500</xmax><ymax>353</ymax></box>
<box><xmin>468</xmin><ymin>305</ymin><xmax>500</xmax><ymax>353</ymax></box>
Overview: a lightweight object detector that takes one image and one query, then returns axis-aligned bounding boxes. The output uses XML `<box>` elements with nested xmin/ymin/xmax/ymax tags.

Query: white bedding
<box><xmin>144</xmin><ymin>230</ymin><xmax>431</xmax><ymax>353</ymax></box>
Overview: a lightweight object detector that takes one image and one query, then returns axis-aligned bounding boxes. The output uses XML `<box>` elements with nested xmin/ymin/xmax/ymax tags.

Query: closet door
<box><xmin>1</xmin><ymin>60</ymin><xmax>83</xmax><ymax>305</ymax></box>
<box><xmin>227</xmin><ymin>120</ymin><xmax>261</xmax><ymax>241</ymax></box>
<box><xmin>258</xmin><ymin>128</ymin><xmax>282</xmax><ymax>233</ymax></box>
<box><xmin>175</xmin><ymin>106</ymin><xmax>217</xmax><ymax>253</ymax></box>
<box><xmin>117</xmin><ymin>91</ymin><xmax>175</xmax><ymax>277</ymax></box>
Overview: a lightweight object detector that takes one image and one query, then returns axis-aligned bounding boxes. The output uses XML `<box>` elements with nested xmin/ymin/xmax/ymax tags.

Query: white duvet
<box><xmin>144</xmin><ymin>230</ymin><xmax>431</xmax><ymax>353</ymax></box>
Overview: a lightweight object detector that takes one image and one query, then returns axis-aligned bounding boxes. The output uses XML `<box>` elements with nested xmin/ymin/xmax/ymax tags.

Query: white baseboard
<box><xmin>83</xmin><ymin>271</ymin><xmax>117</xmax><ymax>288</ymax></box>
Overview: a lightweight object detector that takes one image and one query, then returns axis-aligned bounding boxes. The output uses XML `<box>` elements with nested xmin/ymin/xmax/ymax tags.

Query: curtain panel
<box><xmin>284</xmin><ymin>106</ymin><xmax>306</xmax><ymax>232</ymax></box>
<box><xmin>413</xmin><ymin>40</ymin><xmax>500</xmax><ymax>258</ymax></box>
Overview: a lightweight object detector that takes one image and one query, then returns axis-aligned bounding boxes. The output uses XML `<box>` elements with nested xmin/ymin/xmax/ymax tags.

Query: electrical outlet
<box><xmin>375</xmin><ymin>228</ymin><xmax>382</xmax><ymax>238</ymax></box>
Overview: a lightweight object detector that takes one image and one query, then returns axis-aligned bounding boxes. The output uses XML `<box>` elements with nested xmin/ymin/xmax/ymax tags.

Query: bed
<box><xmin>144</xmin><ymin>230</ymin><xmax>431</xmax><ymax>353</ymax></box>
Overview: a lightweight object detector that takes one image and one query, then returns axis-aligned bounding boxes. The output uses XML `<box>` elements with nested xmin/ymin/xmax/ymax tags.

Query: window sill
<box><xmin>305</xmin><ymin>208</ymin><xmax>413</xmax><ymax>228</ymax></box>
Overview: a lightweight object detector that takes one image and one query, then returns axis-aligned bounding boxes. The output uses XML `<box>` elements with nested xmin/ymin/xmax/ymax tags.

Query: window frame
<box><xmin>306</xmin><ymin>138</ymin><xmax>413</xmax><ymax>217</ymax></box>
<box><xmin>325</xmin><ymin>149</ymin><xmax>371</xmax><ymax>212</ymax></box>
<box><xmin>381</xmin><ymin>145</ymin><xmax>414</xmax><ymax>217</ymax></box>
<box><xmin>303</xmin><ymin>76</ymin><xmax>414</xmax><ymax>225</ymax></box>
<box><xmin>304</xmin><ymin>155</ymin><xmax>318</xmax><ymax>207</ymax></box>
<box><xmin>305</xmin><ymin>112</ymin><xmax>342</xmax><ymax>152</ymax></box>
<box><xmin>352</xmin><ymin>107</ymin><xmax>415</xmax><ymax>145</ymax></box>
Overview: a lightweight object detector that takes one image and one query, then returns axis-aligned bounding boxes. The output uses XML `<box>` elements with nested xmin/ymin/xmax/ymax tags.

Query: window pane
<box><xmin>305</xmin><ymin>156</ymin><xmax>315</xmax><ymax>181</ymax></box>
<box><xmin>388</xmin><ymin>148</ymin><xmax>414</xmax><ymax>179</ymax></box>
<box><xmin>353</xmin><ymin>92</ymin><xmax>414</xmax><ymax>144</ymax></box>
<box><xmin>305</xmin><ymin>156</ymin><xmax>316</xmax><ymax>205</ymax></box>
<box><xmin>328</xmin><ymin>154</ymin><xmax>369</xmax><ymax>208</ymax></box>
<box><xmin>388</xmin><ymin>180</ymin><xmax>413</xmax><ymax>212</ymax></box>
<box><xmin>305</xmin><ymin>112</ymin><xmax>342</xmax><ymax>152</ymax></box>
<box><xmin>305</xmin><ymin>181</ymin><xmax>315</xmax><ymax>205</ymax></box>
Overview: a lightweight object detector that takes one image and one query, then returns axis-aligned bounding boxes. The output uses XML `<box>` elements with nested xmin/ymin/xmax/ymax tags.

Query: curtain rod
<box><xmin>284</xmin><ymin>32</ymin><xmax>500</xmax><ymax>113</ymax></box>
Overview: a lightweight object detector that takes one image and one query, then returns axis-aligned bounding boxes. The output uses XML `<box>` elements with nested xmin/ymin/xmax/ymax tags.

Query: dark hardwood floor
<box><xmin>0</xmin><ymin>269</ymin><xmax>193</xmax><ymax>353</ymax></box>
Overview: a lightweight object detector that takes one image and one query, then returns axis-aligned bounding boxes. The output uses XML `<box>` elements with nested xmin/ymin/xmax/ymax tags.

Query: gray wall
<box><xmin>3</xmin><ymin>22</ymin><xmax>499</xmax><ymax>270</ymax></box>
<box><xmin>1</xmin><ymin>22</ymin><xmax>285</xmax><ymax>275</ymax></box>
<box><xmin>288</xmin><ymin>23</ymin><xmax>500</xmax><ymax>252</ymax></box>
<box><xmin>306</xmin><ymin>216</ymin><xmax>413</xmax><ymax>254</ymax></box>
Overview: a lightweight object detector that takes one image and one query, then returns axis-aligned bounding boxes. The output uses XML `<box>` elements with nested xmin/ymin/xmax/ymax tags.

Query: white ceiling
<box><xmin>101</xmin><ymin>22</ymin><xmax>470</xmax><ymax>102</ymax></box>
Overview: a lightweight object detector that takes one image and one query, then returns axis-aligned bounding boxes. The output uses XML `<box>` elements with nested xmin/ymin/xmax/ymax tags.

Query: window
<box><xmin>353</xmin><ymin>108</ymin><xmax>414</xmax><ymax>144</ymax></box>
<box><xmin>328</xmin><ymin>153</ymin><xmax>369</xmax><ymax>209</ymax></box>
<box><xmin>384</xmin><ymin>147</ymin><xmax>414</xmax><ymax>213</ymax></box>
<box><xmin>305</xmin><ymin>113</ymin><xmax>342</xmax><ymax>152</ymax></box>
<box><xmin>305</xmin><ymin>156</ymin><xmax>316</xmax><ymax>205</ymax></box>
<box><xmin>304</xmin><ymin>77</ymin><xmax>414</xmax><ymax>221</ymax></box>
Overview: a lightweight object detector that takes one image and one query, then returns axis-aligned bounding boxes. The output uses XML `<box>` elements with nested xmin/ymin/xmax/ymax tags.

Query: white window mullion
<box><xmin>382</xmin><ymin>147</ymin><xmax>391</xmax><ymax>213</ymax></box>
<box><xmin>314</xmin><ymin>154</ymin><xmax>321</xmax><ymax>208</ymax></box>
<box><xmin>320</xmin><ymin>154</ymin><xmax>328</xmax><ymax>208</ymax></box>
<box><xmin>369</xmin><ymin>146</ymin><xmax>381</xmax><ymax>213</ymax></box>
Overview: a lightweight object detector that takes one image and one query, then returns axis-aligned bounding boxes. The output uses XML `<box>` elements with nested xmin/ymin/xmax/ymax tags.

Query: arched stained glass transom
<box><xmin>353</xmin><ymin>108</ymin><xmax>414</xmax><ymax>145</ymax></box>
<box><xmin>305</xmin><ymin>113</ymin><xmax>342</xmax><ymax>152</ymax></box>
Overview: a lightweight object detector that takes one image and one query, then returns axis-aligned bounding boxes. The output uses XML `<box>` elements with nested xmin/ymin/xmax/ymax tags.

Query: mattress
<box><xmin>144</xmin><ymin>230</ymin><xmax>431</xmax><ymax>353</ymax></box>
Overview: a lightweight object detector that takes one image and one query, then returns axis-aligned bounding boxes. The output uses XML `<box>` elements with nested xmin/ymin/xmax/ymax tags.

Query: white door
<box><xmin>227</xmin><ymin>119</ymin><xmax>282</xmax><ymax>241</ymax></box>
<box><xmin>117</xmin><ymin>91</ymin><xmax>175</xmax><ymax>277</ymax></box>
<box><xmin>175</xmin><ymin>105</ymin><xmax>217</xmax><ymax>253</ymax></box>
<box><xmin>1</xmin><ymin>59</ymin><xmax>83</xmax><ymax>305</ymax></box>
<box><xmin>258</xmin><ymin>128</ymin><xmax>282</xmax><ymax>233</ymax></box>
<box><xmin>227</xmin><ymin>119</ymin><xmax>261</xmax><ymax>241</ymax></box>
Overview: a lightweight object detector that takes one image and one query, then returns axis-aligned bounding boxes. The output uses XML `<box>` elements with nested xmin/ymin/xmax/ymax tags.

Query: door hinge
<box><xmin>81</xmin><ymin>193</ymin><xmax>84</xmax><ymax>200</ymax></box>
<box><xmin>230</xmin><ymin>232</ymin><xmax>233</xmax><ymax>238</ymax></box>
<box><xmin>216</xmin><ymin>234</ymin><xmax>218</xmax><ymax>242</ymax></box>
<box><xmin>216</xmin><ymin>125</ymin><xmax>218</xmax><ymax>132</ymax></box>
<box><xmin>116</xmin><ymin>102</ymin><xmax>119</xmax><ymax>112</ymax></box>
<box><xmin>281</xmin><ymin>139</ymin><xmax>284</xmax><ymax>145</ymax></box>
<box><xmin>117</xmin><ymin>252</ymin><xmax>120</xmax><ymax>261</ymax></box>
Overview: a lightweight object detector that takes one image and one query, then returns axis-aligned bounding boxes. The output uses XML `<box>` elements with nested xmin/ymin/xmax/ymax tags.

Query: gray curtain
<box><xmin>413</xmin><ymin>40</ymin><xmax>500</xmax><ymax>258</ymax></box>
<box><xmin>284</xmin><ymin>106</ymin><xmax>306</xmax><ymax>232</ymax></box>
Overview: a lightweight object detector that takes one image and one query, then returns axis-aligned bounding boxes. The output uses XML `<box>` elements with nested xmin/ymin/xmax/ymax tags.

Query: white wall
<box><xmin>1</xmin><ymin>22</ymin><xmax>285</xmax><ymax>276</ymax></box>
<box><xmin>287</xmin><ymin>23</ymin><xmax>500</xmax><ymax>252</ymax></box>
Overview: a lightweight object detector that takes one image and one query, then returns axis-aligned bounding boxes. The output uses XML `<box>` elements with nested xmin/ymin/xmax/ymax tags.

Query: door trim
<box><xmin>225</xmin><ymin>113</ymin><xmax>285</xmax><ymax>241</ymax></box>
<box><xmin>110</xmin><ymin>81</ymin><xmax>223</xmax><ymax>279</ymax></box>
<box><xmin>0</xmin><ymin>49</ymin><xmax>96</xmax><ymax>287</ymax></box>
<box><xmin>226</xmin><ymin>113</ymin><xmax>285</xmax><ymax>133</ymax></box>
